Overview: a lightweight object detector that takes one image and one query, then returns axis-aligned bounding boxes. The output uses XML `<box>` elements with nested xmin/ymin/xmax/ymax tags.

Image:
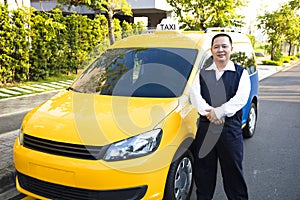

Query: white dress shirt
<box><xmin>190</xmin><ymin>61</ymin><xmax>251</xmax><ymax>119</ymax></box>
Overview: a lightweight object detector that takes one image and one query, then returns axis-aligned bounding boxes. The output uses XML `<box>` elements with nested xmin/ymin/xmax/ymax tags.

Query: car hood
<box><xmin>22</xmin><ymin>91</ymin><xmax>179</xmax><ymax>145</ymax></box>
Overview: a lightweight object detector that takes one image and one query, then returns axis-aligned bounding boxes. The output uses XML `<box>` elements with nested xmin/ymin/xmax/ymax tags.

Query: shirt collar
<box><xmin>205</xmin><ymin>60</ymin><xmax>235</xmax><ymax>72</ymax></box>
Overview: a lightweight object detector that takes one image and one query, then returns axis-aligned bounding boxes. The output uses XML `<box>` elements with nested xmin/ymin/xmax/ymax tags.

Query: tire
<box><xmin>243</xmin><ymin>102</ymin><xmax>257</xmax><ymax>138</ymax></box>
<box><xmin>163</xmin><ymin>150</ymin><xmax>193</xmax><ymax>200</ymax></box>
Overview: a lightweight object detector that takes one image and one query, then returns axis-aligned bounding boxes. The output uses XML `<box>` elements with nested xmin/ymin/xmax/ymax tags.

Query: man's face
<box><xmin>211</xmin><ymin>36</ymin><xmax>233</xmax><ymax>64</ymax></box>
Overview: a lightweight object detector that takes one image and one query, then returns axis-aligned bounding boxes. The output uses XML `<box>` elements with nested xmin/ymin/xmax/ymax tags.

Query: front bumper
<box><xmin>14</xmin><ymin>139</ymin><xmax>175</xmax><ymax>200</ymax></box>
<box><xmin>16</xmin><ymin>171</ymin><xmax>147</xmax><ymax>200</ymax></box>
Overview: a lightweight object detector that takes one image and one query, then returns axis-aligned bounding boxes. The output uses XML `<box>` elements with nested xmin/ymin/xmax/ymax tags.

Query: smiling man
<box><xmin>190</xmin><ymin>33</ymin><xmax>251</xmax><ymax>200</ymax></box>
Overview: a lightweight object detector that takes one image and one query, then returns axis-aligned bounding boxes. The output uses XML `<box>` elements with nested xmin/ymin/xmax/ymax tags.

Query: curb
<box><xmin>259</xmin><ymin>60</ymin><xmax>300</xmax><ymax>81</ymax></box>
<box><xmin>0</xmin><ymin>89</ymin><xmax>61</xmax><ymax>103</ymax></box>
<box><xmin>0</xmin><ymin>167</ymin><xmax>16</xmax><ymax>199</ymax></box>
<box><xmin>0</xmin><ymin>168</ymin><xmax>15</xmax><ymax>193</ymax></box>
<box><xmin>282</xmin><ymin>60</ymin><xmax>299</xmax><ymax>71</ymax></box>
<box><xmin>0</xmin><ymin>90</ymin><xmax>60</xmax><ymax>118</ymax></box>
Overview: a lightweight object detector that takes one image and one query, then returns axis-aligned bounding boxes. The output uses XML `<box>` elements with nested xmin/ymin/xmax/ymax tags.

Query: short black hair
<box><xmin>211</xmin><ymin>33</ymin><xmax>232</xmax><ymax>47</ymax></box>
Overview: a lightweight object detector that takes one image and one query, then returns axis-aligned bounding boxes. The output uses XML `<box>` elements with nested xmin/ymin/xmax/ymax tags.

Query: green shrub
<box><xmin>0</xmin><ymin>5</ymin><xmax>143</xmax><ymax>84</ymax></box>
<box><xmin>122</xmin><ymin>21</ymin><xmax>134</xmax><ymax>38</ymax></box>
<box><xmin>133</xmin><ymin>21</ymin><xmax>146</xmax><ymax>34</ymax></box>
<box><xmin>114</xmin><ymin>18</ymin><xmax>122</xmax><ymax>41</ymax></box>
<box><xmin>0</xmin><ymin>5</ymin><xmax>31</xmax><ymax>84</ymax></box>
<box><xmin>289</xmin><ymin>56</ymin><xmax>298</xmax><ymax>60</ymax></box>
<box><xmin>279</xmin><ymin>56</ymin><xmax>298</xmax><ymax>64</ymax></box>
<box><xmin>280</xmin><ymin>56</ymin><xmax>290</xmax><ymax>63</ymax></box>
<box><xmin>262</xmin><ymin>60</ymin><xmax>283</xmax><ymax>66</ymax></box>
<box><xmin>296</xmin><ymin>53</ymin><xmax>300</xmax><ymax>58</ymax></box>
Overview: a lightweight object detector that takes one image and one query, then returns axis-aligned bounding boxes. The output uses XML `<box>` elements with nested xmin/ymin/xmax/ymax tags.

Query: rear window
<box><xmin>72</xmin><ymin>48</ymin><xmax>198</xmax><ymax>97</ymax></box>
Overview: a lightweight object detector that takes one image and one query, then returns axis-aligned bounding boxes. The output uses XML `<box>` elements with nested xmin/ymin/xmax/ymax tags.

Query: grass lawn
<box><xmin>0</xmin><ymin>74</ymin><xmax>77</xmax><ymax>88</ymax></box>
<box><xmin>0</xmin><ymin>74</ymin><xmax>78</xmax><ymax>99</ymax></box>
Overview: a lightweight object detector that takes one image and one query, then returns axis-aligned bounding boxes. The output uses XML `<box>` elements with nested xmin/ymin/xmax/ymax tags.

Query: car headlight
<box><xmin>103</xmin><ymin>129</ymin><xmax>162</xmax><ymax>161</ymax></box>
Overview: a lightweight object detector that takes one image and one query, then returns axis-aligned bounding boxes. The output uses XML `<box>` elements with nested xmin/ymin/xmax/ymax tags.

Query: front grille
<box><xmin>23</xmin><ymin>134</ymin><xmax>106</xmax><ymax>160</ymax></box>
<box><xmin>17</xmin><ymin>172</ymin><xmax>147</xmax><ymax>200</ymax></box>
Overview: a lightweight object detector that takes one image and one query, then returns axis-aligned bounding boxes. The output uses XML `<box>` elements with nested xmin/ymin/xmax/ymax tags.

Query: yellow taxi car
<box><xmin>14</xmin><ymin>27</ymin><xmax>258</xmax><ymax>200</ymax></box>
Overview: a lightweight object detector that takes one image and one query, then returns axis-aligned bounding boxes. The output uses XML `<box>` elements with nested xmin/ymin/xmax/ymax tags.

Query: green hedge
<box><xmin>0</xmin><ymin>5</ymin><xmax>145</xmax><ymax>85</ymax></box>
<box><xmin>0</xmin><ymin>6</ymin><xmax>30</xmax><ymax>84</ymax></box>
<box><xmin>262</xmin><ymin>55</ymin><xmax>299</xmax><ymax>66</ymax></box>
<box><xmin>262</xmin><ymin>60</ymin><xmax>283</xmax><ymax>66</ymax></box>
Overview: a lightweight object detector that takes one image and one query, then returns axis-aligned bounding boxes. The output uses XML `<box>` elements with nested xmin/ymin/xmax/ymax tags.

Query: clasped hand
<box><xmin>205</xmin><ymin>109</ymin><xmax>225</xmax><ymax>125</ymax></box>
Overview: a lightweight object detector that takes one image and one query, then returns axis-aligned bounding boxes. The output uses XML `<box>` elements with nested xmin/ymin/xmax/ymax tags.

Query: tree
<box><xmin>286</xmin><ymin>0</ymin><xmax>300</xmax><ymax>55</ymax></box>
<box><xmin>289</xmin><ymin>0</ymin><xmax>300</xmax><ymax>9</ymax></box>
<box><xmin>283</xmin><ymin>7</ymin><xmax>300</xmax><ymax>56</ymax></box>
<box><xmin>257</xmin><ymin>11</ymin><xmax>285</xmax><ymax>60</ymax></box>
<box><xmin>257</xmin><ymin>1</ymin><xmax>300</xmax><ymax>59</ymax></box>
<box><xmin>58</xmin><ymin>0</ymin><xmax>132</xmax><ymax>45</ymax></box>
<box><xmin>0</xmin><ymin>4</ymin><xmax>15</xmax><ymax>84</ymax></box>
<box><xmin>28</xmin><ymin>11</ymin><xmax>66</xmax><ymax>80</ymax></box>
<box><xmin>166</xmin><ymin>0</ymin><xmax>246</xmax><ymax>30</ymax></box>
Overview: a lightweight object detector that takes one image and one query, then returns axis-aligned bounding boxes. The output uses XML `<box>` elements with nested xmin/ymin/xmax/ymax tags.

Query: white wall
<box><xmin>5</xmin><ymin>0</ymin><xmax>30</xmax><ymax>10</ymax></box>
<box><xmin>127</xmin><ymin>0</ymin><xmax>172</xmax><ymax>11</ymax></box>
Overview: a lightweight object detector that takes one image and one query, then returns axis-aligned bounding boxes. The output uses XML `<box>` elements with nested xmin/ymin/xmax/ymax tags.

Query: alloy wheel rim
<box><xmin>174</xmin><ymin>157</ymin><xmax>193</xmax><ymax>200</ymax></box>
<box><xmin>249</xmin><ymin>107</ymin><xmax>256</xmax><ymax>135</ymax></box>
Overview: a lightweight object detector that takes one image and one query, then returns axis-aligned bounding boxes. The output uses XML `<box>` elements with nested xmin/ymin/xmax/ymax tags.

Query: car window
<box><xmin>230</xmin><ymin>51</ymin><xmax>257</xmax><ymax>75</ymax></box>
<box><xmin>231</xmin><ymin>43</ymin><xmax>257</xmax><ymax>75</ymax></box>
<box><xmin>255</xmin><ymin>52</ymin><xmax>265</xmax><ymax>57</ymax></box>
<box><xmin>72</xmin><ymin>48</ymin><xmax>198</xmax><ymax>97</ymax></box>
<box><xmin>201</xmin><ymin>55</ymin><xmax>213</xmax><ymax>70</ymax></box>
<box><xmin>200</xmin><ymin>49</ymin><xmax>257</xmax><ymax>75</ymax></box>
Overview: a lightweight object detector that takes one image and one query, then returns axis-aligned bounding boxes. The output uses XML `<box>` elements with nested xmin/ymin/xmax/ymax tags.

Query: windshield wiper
<box><xmin>66</xmin><ymin>87</ymin><xmax>81</xmax><ymax>93</ymax></box>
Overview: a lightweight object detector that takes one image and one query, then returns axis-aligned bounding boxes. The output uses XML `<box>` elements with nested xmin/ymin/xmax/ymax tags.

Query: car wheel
<box><xmin>243</xmin><ymin>103</ymin><xmax>257</xmax><ymax>138</ymax></box>
<box><xmin>163</xmin><ymin>150</ymin><xmax>193</xmax><ymax>200</ymax></box>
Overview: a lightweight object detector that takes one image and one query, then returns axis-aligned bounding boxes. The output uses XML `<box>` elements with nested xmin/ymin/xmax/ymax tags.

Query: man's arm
<box><xmin>190</xmin><ymin>70</ymin><xmax>213</xmax><ymax>116</ymax></box>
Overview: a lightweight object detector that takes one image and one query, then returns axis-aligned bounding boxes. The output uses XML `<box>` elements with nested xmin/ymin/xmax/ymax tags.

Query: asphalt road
<box><xmin>0</xmin><ymin>112</ymin><xmax>26</xmax><ymax>134</ymax></box>
<box><xmin>0</xmin><ymin>92</ymin><xmax>58</xmax><ymax>134</ymax></box>
<box><xmin>3</xmin><ymin>63</ymin><xmax>300</xmax><ymax>200</ymax></box>
<box><xmin>241</xmin><ymin>63</ymin><xmax>300</xmax><ymax>200</ymax></box>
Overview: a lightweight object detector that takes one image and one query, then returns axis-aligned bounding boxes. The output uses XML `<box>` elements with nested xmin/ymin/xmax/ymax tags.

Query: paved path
<box><xmin>0</xmin><ymin>91</ymin><xmax>59</xmax><ymax>117</ymax></box>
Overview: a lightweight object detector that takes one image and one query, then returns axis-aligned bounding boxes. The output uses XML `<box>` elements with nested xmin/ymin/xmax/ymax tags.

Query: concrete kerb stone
<box><xmin>0</xmin><ymin>61</ymin><xmax>299</xmax><ymax>198</ymax></box>
<box><xmin>9</xmin><ymin>87</ymin><xmax>33</xmax><ymax>94</ymax></box>
<box><xmin>258</xmin><ymin>65</ymin><xmax>282</xmax><ymax>81</ymax></box>
<box><xmin>0</xmin><ymin>167</ymin><xmax>16</xmax><ymax>195</ymax></box>
<box><xmin>0</xmin><ymin>93</ymin><xmax>12</xmax><ymax>98</ymax></box>
<box><xmin>258</xmin><ymin>59</ymin><xmax>300</xmax><ymax>81</ymax></box>
<box><xmin>0</xmin><ymin>130</ymin><xmax>19</xmax><ymax>199</ymax></box>
<box><xmin>0</xmin><ymin>90</ymin><xmax>61</xmax><ymax>117</ymax></box>
<box><xmin>0</xmin><ymin>88</ymin><xmax>22</xmax><ymax>96</ymax></box>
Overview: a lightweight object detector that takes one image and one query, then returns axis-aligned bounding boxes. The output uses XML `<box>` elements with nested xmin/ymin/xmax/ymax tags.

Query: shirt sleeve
<box><xmin>189</xmin><ymin>70</ymin><xmax>213</xmax><ymax>116</ymax></box>
<box><xmin>214</xmin><ymin>69</ymin><xmax>251</xmax><ymax>119</ymax></box>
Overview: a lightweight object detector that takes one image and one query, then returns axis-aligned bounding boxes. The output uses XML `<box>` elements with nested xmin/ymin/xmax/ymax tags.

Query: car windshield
<box><xmin>72</xmin><ymin>48</ymin><xmax>197</xmax><ymax>97</ymax></box>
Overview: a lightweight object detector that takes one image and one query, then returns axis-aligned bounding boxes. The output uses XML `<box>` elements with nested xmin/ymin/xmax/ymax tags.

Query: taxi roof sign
<box><xmin>156</xmin><ymin>18</ymin><xmax>179</xmax><ymax>31</ymax></box>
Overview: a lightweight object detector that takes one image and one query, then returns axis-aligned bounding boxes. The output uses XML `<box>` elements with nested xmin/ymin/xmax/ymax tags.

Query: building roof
<box><xmin>31</xmin><ymin>0</ymin><xmax>172</xmax><ymax>15</ymax></box>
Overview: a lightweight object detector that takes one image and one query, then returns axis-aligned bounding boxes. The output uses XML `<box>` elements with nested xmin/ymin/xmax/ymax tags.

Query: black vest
<box><xmin>200</xmin><ymin>63</ymin><xmax>244</xmax><ymax>128</ymax></box>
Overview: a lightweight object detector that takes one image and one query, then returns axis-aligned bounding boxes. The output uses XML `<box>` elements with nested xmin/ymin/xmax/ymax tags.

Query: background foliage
<box><xmin>0</xmin><ymin>5</ymin><xmax>144</xmax><ymax>84</ymax></box>
<box><xmin>257</xmin><ymin>0</ymin><xmax>300</xmax><ymax>60</ymax></box>
<box><xmin>166</xmin><ymin>0</ymin><xmax>246</xmax><ymax>30</ymax></box>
